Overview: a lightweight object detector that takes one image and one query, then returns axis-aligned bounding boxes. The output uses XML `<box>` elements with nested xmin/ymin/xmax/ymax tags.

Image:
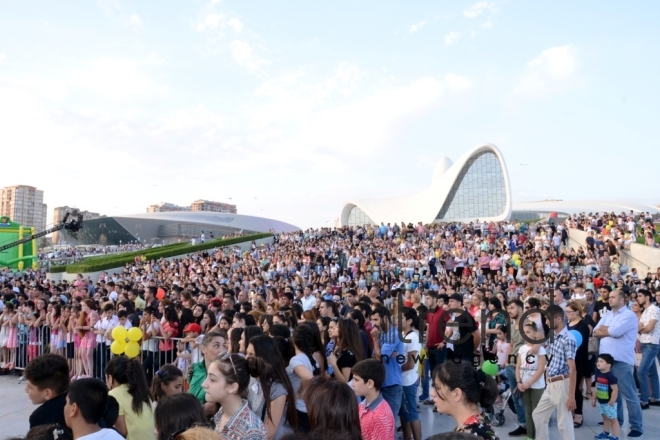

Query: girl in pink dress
<box><xmin>3</xmin><ymin>304</ymin><xmax>17</xmax><ymax>370</ymax></box>
<box><xmin>75</xmin><ymin>299</ymin><xmax>99</xmax><ymax>378</ymax></box>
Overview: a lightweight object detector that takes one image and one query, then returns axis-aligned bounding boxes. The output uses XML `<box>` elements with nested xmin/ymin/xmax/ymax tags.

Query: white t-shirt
<box><xmin>518</xmin><ymin>344</ymin><xmax>547</xmax><ymax>389</ymax></box>
<box><xmin>402</xmin><ymin>330</ymin><xmax>421</xmax><ymax>387</ymax></box>
<box><xmin>301</xmin><ymin>295</ymin><xmax>316</xmax><ymax>311</ymax></box>
<box><xmin>78</xmin><ymin>428</ymin><xmax>125</xmax><ymax>440</ymax></box>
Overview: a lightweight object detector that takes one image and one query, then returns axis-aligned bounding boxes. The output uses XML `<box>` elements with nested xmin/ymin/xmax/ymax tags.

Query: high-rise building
<box><xmin>146</xmin><ymin>202</ymin><xmax>191</xmax><ymax>213</ymax></box>
<box><xmin>190</xmin><ymin>199</ymin><xmax>237</xmax><ymax>214</ymax></box>
<box><xmin>52</xmin><ymin>206</ymin><xmax>103</xmax><ymax>244</ymax></box>
<box><xmin>0</xmin><ymin>185</ymin><xmax>47</xmax><ymax>231</ymax></box>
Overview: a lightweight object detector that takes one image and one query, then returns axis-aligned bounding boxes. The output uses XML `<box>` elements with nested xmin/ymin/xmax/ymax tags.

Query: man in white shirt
<box><xmin>64</xmin><ymin>378</ymin><xmax>124</xmax><ymax>439</ymax></box>
<box><xmin>301</xmin><ymin>286</ymin><xmax>316</xmax><ymax>311</ymax></box>
<box><xmin>399</xmin><ymin>307</ymin><xmax>422</xmax><ymax>440</ymax></box>
<box><xmin>636</xmin><ymin>289</ymin><xmax>660</xmax><ymax>408</ymax></box>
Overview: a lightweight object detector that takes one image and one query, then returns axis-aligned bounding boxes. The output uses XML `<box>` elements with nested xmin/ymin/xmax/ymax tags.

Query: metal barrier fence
<box><xmin>3</xmin><ymin>325</ymin><xmax>183</xmax><ymax>385</ymax></box>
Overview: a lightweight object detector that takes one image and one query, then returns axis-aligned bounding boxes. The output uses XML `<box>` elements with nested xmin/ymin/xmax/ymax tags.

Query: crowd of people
<box><xmin>571</xmin><ymin>211</ymin><xmax>658</xmax><ymax>249</ymax></box>
<box><xmin>1</xmin><ymin>213</ymin><xmax>660</xmax><ymax>440</ymax></box>
<box><xmin>37</xmin><ymin>244</ymin><xmax>159</xmax><ymax>268</ymax></box>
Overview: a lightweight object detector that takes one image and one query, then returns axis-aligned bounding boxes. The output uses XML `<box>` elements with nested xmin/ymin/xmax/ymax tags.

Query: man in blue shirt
<box><xmin>594</xmin><ymin>289</ymin><xmax>643</xmax><ymax>438</ymax></box>
<box><xmin>370</xmin><ymin>306</ymin><xmax>404</xmax><ymax>418</ymax></box>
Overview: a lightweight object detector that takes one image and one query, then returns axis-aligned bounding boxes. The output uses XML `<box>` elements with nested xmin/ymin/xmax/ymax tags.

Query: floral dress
<box><xmin>455</xmin><ymin>413</ymin><xmax>500</xmax><ymax>440</ymax></box>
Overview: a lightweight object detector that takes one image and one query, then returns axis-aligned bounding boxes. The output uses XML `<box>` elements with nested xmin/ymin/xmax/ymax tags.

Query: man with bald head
<box><xmin>593</xmin><ymin>289</ymin><xmax>643</xmax><ymax>438</ymax></box>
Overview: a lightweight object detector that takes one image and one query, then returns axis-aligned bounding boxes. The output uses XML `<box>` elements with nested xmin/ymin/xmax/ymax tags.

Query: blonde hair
<box><xmin>174</xmin><ymin>427</ymin><xmax>227</xmax><ymax>440</ymax></box>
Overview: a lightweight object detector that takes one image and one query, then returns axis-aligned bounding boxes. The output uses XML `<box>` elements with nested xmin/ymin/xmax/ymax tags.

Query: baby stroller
<box><xmin>484</xmin><ymin>370</ymin><xmax>516</xmax><ymax>427</ymax></box>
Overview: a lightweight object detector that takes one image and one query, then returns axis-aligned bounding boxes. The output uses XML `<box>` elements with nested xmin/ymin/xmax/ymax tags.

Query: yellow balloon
<box><xmin>127</xmin><ymin>327</ymin><xmax>143</xmax><ymax>342</ymax></box>
<box><xmin>606</xmin><ymin>225</ymin><xmax>611</xmax><ymax>230</ymax></box>
<box><xmin>111</xmin><ymin>340</ymin><xmax>125</xmax><ymax>355</ymax></box>
<box><xmin>125</xmin><ymin>341</ymin><xmax>140</xmax><ymax>358</ymax></box>
<box><xmin>609</xmin><ymin>221</ymin><xmax>614</xmax><ymax>226</ymax></box>
<box><xmin>112</xmin><ymin>326</ymin><xmax>128</xmax><ymax>342</ymax></box>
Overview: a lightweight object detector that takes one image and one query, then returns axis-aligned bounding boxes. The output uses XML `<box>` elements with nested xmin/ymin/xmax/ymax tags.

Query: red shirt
<box><xmin>426</xmin><ymin>306</ymin><xmax>450</xmax><ymax>348</ymax></box>
<box><xmin>358</xmin><ymin>394</ymin><xmax>394</xmax><ymax>440</ymax></box>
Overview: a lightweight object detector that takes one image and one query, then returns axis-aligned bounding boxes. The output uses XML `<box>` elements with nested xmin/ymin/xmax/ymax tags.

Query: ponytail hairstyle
<box><xmin>151</xmin><ymin>364</ymin><xmax>184</xmax><ymax>402</ymax></box>
<box><xmin>292</xmin><ymin>323</ymin><xmax>321</xmax><ymax>376</ymax></box>
<box><xmin>432</xmin><ymin>361</ymin><xmax>498</xmax><ymax>409</ymax></box>
<box><xmin>77</xmin><ymin>314</ymin><xmax>87</xmax><ymax>337</ymax></box>
<box><xmin>248</xmin><ymin>335</ymin><xmax>298</xmax><ymax>429</ymax></box>
<box><xmin>211</xmin><ymin>354</ymin><xmax>269</xmax><ymax>397</ymax></box>
<box><xmin>105</xmin><ymin>356</ymin><xmax>152</xmax><ymax>414</ymax></box>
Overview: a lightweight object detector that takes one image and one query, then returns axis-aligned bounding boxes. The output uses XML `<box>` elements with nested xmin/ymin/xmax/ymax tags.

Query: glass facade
<box><xmin>435</xmin><ymin>151</ymin><xmax>506</xmax><ymax>221</ymax></box>
<box><xmin>346</xmin><ymin>206</ymin><xmax>375</xmax><ymax>227</ymax></box>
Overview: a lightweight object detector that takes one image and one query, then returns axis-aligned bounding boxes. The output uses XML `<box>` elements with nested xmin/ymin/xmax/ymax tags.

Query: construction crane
<box><xmin>0</xmin><ymin>209</ymin><xmax>84</xmax><ymax>254</ymax></box>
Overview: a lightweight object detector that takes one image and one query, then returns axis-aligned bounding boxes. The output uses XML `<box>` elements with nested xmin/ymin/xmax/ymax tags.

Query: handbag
<box><xmin>587</xmin><ymin>336</ymin><xmax>599</xmax><ymax>355</ymax></box>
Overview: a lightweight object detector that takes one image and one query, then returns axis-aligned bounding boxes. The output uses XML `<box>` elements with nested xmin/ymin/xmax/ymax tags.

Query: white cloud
<box><xmin>229</xmin><ymin>40</ymin><xmax>268</xmax><ymax>72</ymax></box>
<box><xmin>464</xmin><ymin>2</ymin><xmax>490</xmax><ymax>19</ymax></box>
<box><xmin>514</xmin><ymin>45</ymin><xmax>578</xmax><ymax>94</ymax></box>
<box><xmin>528</xmin><ymin>44</ymin><xmax>577</xmax><ymax>79</ymax></box>
<box><xmin>70</xmin><ymin>57</ymin><xmax>165</xmax><ymax>99</ymax></box>
<box><xmin>227</xmin><ymin>17</ymin><xmax>243</xmax><ymax>33</ymax></box>
<box><xmin>0</xmin><ymin>54</ymin><xmax>6</xmax><ymax>62</ymax></box>
<box><xmin>195</xmin><ymin>13</ymin><xmax>225</xmax><ymax>32</ymax></box>
<box><xmin>444</xmin><ymin>73</ymin><xmax>473</xmax><ymax>92</ymax></box>
<box><xmin>409</xmin><ymin>21</ymin><xmax>426</xmax><ymax>34</ymax></box>
<box><xmin>125</xmin><ymin>14</ymin><xmax>142</xmax><ymax>29</ymax></box>
<box><xmin>480</xmin><ymin>19</ymin><xmax>493</xmax><ymax>29</ymax></box>
<box><xmin>444</xmin><ymin>31</ymin><xmax>461</xmax><ymax>46</ymax></box>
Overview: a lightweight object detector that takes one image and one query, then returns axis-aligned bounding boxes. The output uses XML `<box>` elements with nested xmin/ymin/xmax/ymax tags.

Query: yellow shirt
<box><xmin>134</xmin><ymin>296</ymin><xmax>146</xmax><ymax>311</ymax></box>
<box><xmin>109</xmin><ymin>384</ymin><xmax>156</xmax><ymax>440</ymax></box>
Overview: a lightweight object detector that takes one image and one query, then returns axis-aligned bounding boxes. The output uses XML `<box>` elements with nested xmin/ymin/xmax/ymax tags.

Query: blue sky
<box><xmin>1</xmin><ymin>1</ymin><xmax>658</xmax><ymax>228</ymax></box>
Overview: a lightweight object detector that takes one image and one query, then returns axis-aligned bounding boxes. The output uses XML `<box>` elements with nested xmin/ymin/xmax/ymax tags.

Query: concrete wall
<box><xmin>568</xmin><ymin>228</ymin><xmax>660</xmax><ymax>274</ymax></box>
<box><xmin>51</xmin><ymin>236</ymin><xmax>274</xmax><ymax>284</ymax></box>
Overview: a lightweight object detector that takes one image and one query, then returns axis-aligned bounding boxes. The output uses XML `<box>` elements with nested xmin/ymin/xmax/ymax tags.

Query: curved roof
<box><xmin>340</xmin><ymin>143</ymin><xmax>512</xmax><ymax>225</ymax></box>
<box><xmin>114</xmin><ymin>211</ymin><xmax>300</xmax><ymax>233</ymax></box>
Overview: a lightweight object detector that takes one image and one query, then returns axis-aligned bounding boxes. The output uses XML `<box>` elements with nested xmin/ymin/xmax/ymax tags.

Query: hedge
<box><xmin>63</xmin><ymin>233</ymin><xmax>273</xmax><ymax>274</ymax></box>
<box><xmin>49</xmin><ymin>265</ymin><xmax>67</xmax><ymax>273</ymax></box>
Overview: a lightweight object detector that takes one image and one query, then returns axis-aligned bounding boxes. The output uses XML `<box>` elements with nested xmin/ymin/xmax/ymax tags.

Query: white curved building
<box><xmin>340</xmin><ymin>143</ymin><xmax>512</xmax><ymax>226</ymax></box>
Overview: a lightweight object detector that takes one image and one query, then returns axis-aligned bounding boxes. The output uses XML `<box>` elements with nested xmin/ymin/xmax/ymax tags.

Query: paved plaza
<box><xmin>2</xmin><ymin>373</ymin><xmax>660</xmax><ymax>439</ymax></box>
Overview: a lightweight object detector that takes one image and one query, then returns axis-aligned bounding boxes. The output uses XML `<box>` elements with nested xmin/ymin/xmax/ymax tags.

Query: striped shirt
<box><xmin>358</xmin><ymin>393</ymin><xmax>395</xmax><ymax>440</ymax></box>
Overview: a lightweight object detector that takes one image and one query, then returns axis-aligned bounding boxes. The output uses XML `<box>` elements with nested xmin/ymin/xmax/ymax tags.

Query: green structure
<box><xmin>0</xmin><ymin>216</ymin><xmax>38</xmax><ymax>270</ymax></box>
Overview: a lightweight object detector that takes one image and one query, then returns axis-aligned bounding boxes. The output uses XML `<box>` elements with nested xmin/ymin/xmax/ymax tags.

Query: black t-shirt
<box><xmin>451</xmin><ymin>311</ymin><xmax>478</xmax><ymax>360</ymax></box>
<box><xmin>29</xmin><ymin>392</ymin><xmax>67</xmax><ymax>429</ymax></box>
<box><xmin>335</xmin><ymin>349</ymin><xmax>357</xmax><ymax>381</ymax></box>
<box><xmin>593</xmin><ymin>301</ymin><xmax>611</xmax><ymax>324</ymax></box>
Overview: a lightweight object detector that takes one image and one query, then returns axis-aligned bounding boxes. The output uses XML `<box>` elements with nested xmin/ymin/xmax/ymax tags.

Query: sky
<box><xmin>1</xmin><ymin>1</ymin><xmax>659</xmax><ymax>229</ymax></box>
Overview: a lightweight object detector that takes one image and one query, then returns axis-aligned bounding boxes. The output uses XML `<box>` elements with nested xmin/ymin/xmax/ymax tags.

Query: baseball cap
<box><xmin>183</xmin><ymin>323</ymin><xmax>202</xmax><ymax>333</ymax></box>
<box><xmin>449</xmin><ymin>293</ymin><xmax>464</xmax><ymax>304</ymax></box>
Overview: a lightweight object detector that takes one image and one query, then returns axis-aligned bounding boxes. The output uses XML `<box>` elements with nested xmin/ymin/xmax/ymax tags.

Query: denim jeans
<box><xmin>381</xmin><ymin>384</ymin><xmax>403</xmax><ymax>419</ymax></box>
<box><xmin>427</xmin><ymin>347</ymin><xmax>446</xmax><ymax>377</ymax></box>
<box><xmin>637</xmin><ymin>343</ymin><xmax>660</xmax><ymax>403</ymax></box>
<box><xmin>420</xmin><ymin>358</ymin><xmax>430</xmax><ymax>399</ymax></box>
<box><xmin>505</xmin><ymin>364</ymin><xmax>527</xmax><ymax>427</ymax></box>
<box><xmin>612</xmin><ymin>360</ymin><xmax>643</xmax><ymax>433</ymax></box>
